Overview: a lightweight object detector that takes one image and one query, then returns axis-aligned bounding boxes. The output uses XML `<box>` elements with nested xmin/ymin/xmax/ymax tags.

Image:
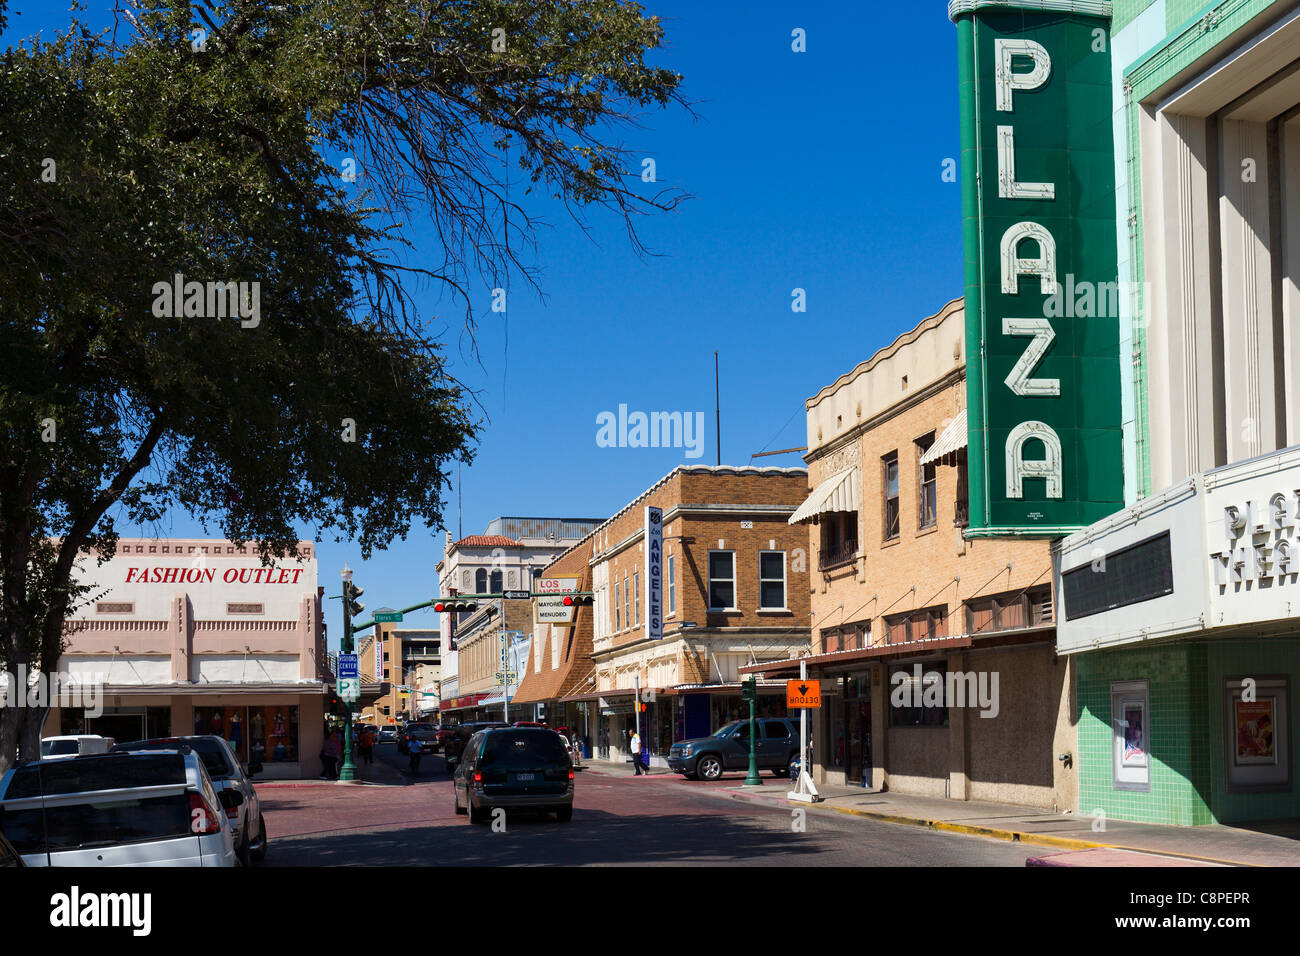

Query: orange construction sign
<box><xmin>786</xmin><ymin>679</ymin><xmax>822</xmax><ymax>709</ymax></box>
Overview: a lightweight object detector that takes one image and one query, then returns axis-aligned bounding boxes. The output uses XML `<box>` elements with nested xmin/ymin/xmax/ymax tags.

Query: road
<box><xmin>257</xmin><ymin>743</ymin><xmax>1048</xmax><ymax>866</ymax></box>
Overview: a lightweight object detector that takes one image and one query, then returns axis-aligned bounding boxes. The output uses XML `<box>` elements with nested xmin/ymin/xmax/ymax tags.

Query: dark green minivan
<box><xmin>452</xmin><ymin>727</ymin><xmax>574</xmax><ymax>824</ymax></box>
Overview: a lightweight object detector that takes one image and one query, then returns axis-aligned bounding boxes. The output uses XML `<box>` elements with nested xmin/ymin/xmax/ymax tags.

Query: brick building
<box><xmin>526</xmin><ymin>466</ymin><xmax>811</xmax><ymax>764</ymax></box>
<box><xmin>745</xmin><ymin>299</ymin><xmax>1076</xmax><ymax>811</ymax></box>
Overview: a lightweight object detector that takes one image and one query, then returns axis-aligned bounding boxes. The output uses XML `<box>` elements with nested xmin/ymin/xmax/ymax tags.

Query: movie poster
<box><xmin>1122</xmin><ymin>703</ymin><xmax>1146</xmax><ymax>767</ymax></box>
<box><xmin>1234</xmin><ymin>699</ymin><xmax>1276</xmax><ymax>766</ymax></box>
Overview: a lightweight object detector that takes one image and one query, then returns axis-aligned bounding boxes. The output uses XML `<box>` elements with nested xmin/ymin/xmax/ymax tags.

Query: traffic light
<box><xmin>740</xmin><ymin>676</ymin><xmax>757</xmax><ymax>702</ymax></box>
<box><xmin>562</xmin><ymin>593</ymin><xmax>594</xmax><ymax>607</ymax></box>
<box><xmin>433</xmin><ymin>598</ymin><xmax>478</xmax><ymax>614</ymax></box>
<box><xmin>343</xmin><ymin>580</ymin><xmax>365</xmax><ymax>617</ymax></box>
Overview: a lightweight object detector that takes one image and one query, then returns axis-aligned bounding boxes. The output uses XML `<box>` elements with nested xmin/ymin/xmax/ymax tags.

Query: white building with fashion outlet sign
<box><xmin>42</xmin><ymin>538</ymin><xmax>330</xmax><ymax>779</ymax></box>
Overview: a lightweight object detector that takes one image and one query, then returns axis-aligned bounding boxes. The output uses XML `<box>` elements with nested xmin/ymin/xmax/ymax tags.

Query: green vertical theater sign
<box><xmin>951</xmin><ymin>0</ymin><xmax>1122</xmax><ymax>536</ymax></box>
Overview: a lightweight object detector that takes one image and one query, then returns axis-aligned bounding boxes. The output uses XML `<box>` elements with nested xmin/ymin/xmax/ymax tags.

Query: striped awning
<box><xmin>788</xmin><ymin>468</ymin><xmax>859</xmax><ymax>524</ymax></box>
<box><xmin>920</xmin><ymin>408</ymin><xmax>968</xmax><ymax>466</ymax></box>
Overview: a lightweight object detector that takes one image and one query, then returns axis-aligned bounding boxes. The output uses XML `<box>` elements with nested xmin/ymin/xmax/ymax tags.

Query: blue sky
<box><xmin>7</xmin><ymin>1</ymin><xmax>964</xmax><ymax>648</ymax></box>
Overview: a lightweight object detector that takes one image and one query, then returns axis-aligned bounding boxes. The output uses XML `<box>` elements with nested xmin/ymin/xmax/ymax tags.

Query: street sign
<box><xmin>338</xmin><ymin>654</ymin><xmax>359</xmax><ymax>680</ymax></box>
<box><xmin>339</xmin><ymin>677</ymin><xmax>360</xmax><ymax>702</ymax></box>
<box><xmin>786</xmin><ymin>679</ymin><xmax>822</xmax><ymax>709</ymax></box>
<box><xmin>493</xmin><ymin>671</ymin><xmax>518</xmax><ymax>686</ymax></box>
<box><xmin>535</xmin><ymin>576</ymin><xmax>580</xmax><ymax>626</ymax></box>
<box><xmin>373</xmin><ymin>611</ymin><xmax>403</xmax><ymax>623</ymax></box>
<box><xmin>502</xmin><ymin>590</ymin><xmax>530</xmax><ymax>600</ymax></box>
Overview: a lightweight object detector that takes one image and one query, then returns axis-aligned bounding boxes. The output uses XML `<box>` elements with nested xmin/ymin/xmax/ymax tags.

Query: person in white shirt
<box><xmin>629</xmin><ymin>729</ymin><xmax>644</xmax><ymax>775</ymax></box>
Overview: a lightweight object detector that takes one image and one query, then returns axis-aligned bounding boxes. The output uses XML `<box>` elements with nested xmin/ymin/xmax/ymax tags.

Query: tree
<box><xmin>0</xmin><ymin>0</ymin><xmax>687</xmax><ymax>772</ymax></box>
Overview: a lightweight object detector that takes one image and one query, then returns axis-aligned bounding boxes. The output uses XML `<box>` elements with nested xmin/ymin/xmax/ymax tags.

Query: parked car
<box><xmin>114</xmin><ymin>735</ymin><xmax>266</xmax><ymax>865</ymax></box>
<box><xmin>452</xmin><ymin>727</ymin><xmax>574</xmax><ymax>823</ymax></box>
<box><xmin>40</xmin><ymin>735</ymin><xmax>114</xmax><ymax>759</ymax></box>
<box><xmin>667</xmin><ymin>718</ymin><xmax>802</xmax><ymax>781</ymax></box>
<box><xmin>397</xmin><ymin>722</ymin><xmax>439</xmax><ymax>755</ymax></box>
<box><xmin>378</xmin><ymin>727</ymin><xmax>397</xmax><ymax>743</ymax></box>
<box><xmin>0</xmin><ymin>748</ymin><xmax>237</xmax><ymax>866</ymax></box>
<box><xmin>443</xmin><ymin>722</ymin><xmax>509</xmax><ymax>772</ymax></box>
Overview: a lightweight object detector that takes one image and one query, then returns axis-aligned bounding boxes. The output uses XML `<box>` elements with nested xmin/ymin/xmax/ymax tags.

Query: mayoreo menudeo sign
<box><xmin>951</xmin><ymin>0</ymin><xmax>1123</xmax><ymax>536</ymax></box>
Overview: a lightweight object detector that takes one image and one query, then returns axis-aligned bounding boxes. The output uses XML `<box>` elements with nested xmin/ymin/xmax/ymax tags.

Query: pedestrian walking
<box><xmin>630</xmin><ymin>729</ymin><xmax>644</xmax><ymax>775</ymax></box>
<box><xmin>408</xmin><ymin>736</ymin><xmax>422</xmax><ymax>775</ymax></box>
<box><xmin>320</xmin><ymin>730</ymin><xmax>340</xmax><ymax>780</ymax></box>
<box><xmin>360</xmin><ymin>727</ymin><xmax>376</xmax><ymax>766</ymax></box>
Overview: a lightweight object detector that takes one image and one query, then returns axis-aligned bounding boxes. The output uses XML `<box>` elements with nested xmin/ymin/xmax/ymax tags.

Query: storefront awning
<box><xmin>919</xmin><ymin>408</ymin><xmax>967</xmax><ymax>466</ymax></box>
<box><xmin>789</xmin><ymin>468</ymin><xmax>859</xmax><ymax>524</ymax></box>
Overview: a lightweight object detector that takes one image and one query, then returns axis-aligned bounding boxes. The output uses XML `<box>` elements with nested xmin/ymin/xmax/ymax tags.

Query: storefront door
<box><xmin>843</xmin><ymin>673</ymin><xmax>872</xmax><ymax>785</ymax></box>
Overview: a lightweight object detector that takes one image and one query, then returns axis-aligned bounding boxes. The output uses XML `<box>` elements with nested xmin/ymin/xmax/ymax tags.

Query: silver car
<box><xmin>0</xmin><ymin>748</ymin><xmax>238</xmax><ymax>867</ymax></box>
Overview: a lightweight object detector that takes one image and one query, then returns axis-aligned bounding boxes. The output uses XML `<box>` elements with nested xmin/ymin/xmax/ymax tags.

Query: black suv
<box><xmin>667</xmin><ymin>718</ymin><xmax>802</xmax><ymax>781</ymax></box>
<box><xmin>452</xmin><ymin>727</ymin><xmax>574</xmax><ymax>823</ymax></box>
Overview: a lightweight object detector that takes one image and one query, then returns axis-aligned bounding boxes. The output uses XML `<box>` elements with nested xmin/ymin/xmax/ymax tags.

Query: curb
<box><xmin>714</xmin><ymin>786</ymin><xmax>1256</xmax><ymax>866</ymax></box>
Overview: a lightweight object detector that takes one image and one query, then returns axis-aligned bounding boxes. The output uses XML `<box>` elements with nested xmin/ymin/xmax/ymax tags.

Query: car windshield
<box><xmin>479</xmin><ymin>731</ymin><xmax>569</xmax><ymax>769</ymax></box>
<box><xmin>406</xmin><ymin>724</ymin><xmax>434</xmax><ymax>733</ymax></box>
<box><xmin>714</xmin><ymin>722</ymin><xmax>745</xmax><ymax>738</ymax></box>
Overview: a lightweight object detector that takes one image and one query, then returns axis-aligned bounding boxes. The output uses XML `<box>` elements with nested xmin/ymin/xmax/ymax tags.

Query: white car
<box><xmin>0</xmin><ymin>748</ymin><xmax>238</xmax><ymax>866</ymax></box>
<box><xmin>40</xmin><ymin>735</ymin><xmax>114</xmax><ymax>759</ymax></box>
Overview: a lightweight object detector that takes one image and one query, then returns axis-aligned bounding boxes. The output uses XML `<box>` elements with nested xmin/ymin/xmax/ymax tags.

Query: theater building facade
<box><xmin>43</xmin><ymin>537</ymin><xmax>329</xmax><ymax>779</ymax></box>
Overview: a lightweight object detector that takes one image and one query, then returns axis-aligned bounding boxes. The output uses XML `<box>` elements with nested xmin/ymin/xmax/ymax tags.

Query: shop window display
<box><xmin>192</xmin><ymin>704</ymin><xmax>299</xmax><ymax>764</ymax></box>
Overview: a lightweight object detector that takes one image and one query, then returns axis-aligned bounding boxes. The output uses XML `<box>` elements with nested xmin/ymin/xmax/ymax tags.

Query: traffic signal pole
<box><xmin>338</xmin><ymin>568</ymin><xmax>360</xmax><ymax>783</ymax></box>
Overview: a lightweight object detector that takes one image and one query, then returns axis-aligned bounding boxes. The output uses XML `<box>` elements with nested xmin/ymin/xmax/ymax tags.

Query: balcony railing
<box><xmin>819</xmin><ymin>540</ymin><xmax>859</xmax><ymax>571</ymax></box>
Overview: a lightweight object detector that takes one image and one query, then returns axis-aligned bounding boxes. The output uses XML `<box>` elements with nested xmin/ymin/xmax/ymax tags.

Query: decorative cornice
<box><xmin>948</xmin><ymin>0</ymin><xmax>1111</xmax><ymax>22</ymax></box>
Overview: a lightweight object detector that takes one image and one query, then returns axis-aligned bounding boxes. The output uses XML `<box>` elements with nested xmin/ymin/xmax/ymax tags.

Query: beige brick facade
<box><xmin>770</xmin><ymin>298</ymin><xmax>1077</xmax><ymax>812</ymax></box>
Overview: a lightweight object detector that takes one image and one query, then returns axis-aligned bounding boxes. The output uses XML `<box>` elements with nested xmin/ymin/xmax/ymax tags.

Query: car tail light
<box><xmin>568</xmin><ymin>770</ymin><xmax>575</xmax><ymax>780</ymax></box>
<box><xmin>189</xmin><ymin>793</ymin><xmax>222</xmax><ymax>834</ymax></box>
<box><xmin>473</xmin><ymin>771</ymin><xmax>482</xmax><ymax>783</ymax></box>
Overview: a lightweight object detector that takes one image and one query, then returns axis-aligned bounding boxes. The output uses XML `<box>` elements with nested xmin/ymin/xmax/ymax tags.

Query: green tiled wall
<box><xmin>1077</xmin><ymin>644</ymin><xmax>1214</xmax><ymax>825</ymax></box>
<box><xmin>1207</xmin><ymin>641</ymin><xmax>1300</xmax><ymax>823</ymax></box>
<box><xmin>1078</xmin><ymin>639</ymin><xmax>1300</xmax><ymax>825</ymax></box>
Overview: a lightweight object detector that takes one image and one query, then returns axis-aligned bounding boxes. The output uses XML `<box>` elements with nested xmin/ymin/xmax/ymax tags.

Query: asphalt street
<box><xmin>258</xmin><ymin>743</ymin><xmax>1048</xmax><ymax>866</ymax></box>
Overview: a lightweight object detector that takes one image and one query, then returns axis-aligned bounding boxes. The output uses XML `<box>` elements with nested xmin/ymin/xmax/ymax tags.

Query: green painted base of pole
<box><xmin>744</xmin><ymin>698</ymin><xmax>761</xmax><ymax>786</ymax></box>
<box><xmin>339</xmin><ymin>719</ymin><xmax>358</xmax><ymax>781</ymax></box>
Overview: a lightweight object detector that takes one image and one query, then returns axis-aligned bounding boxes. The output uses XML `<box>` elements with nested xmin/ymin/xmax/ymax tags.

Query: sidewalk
<box><xmin>582</xmin><ymin>760</ymin><xmax>1300</xmax><ymax>866</ymax></box>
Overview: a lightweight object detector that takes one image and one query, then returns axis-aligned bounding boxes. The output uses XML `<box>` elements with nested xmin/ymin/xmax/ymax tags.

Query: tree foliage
<box><xmin>0</xmin><ymin>0</ymin><xmax>686</xmax><ymax>770</ymax></box>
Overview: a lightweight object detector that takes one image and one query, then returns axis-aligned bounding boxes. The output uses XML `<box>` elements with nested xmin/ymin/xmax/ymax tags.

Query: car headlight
<box><xmin>680</xmin><ymin>745</ymin><xmax>693</xmax><ymax>757</ymax></box>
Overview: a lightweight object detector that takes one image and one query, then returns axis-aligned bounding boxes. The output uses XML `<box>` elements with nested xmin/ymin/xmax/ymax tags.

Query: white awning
<box><xmin>788</xmin><ymin>468</ymin><xmax>859</xmax><ymax>524</ymax></box>
<box><xmin>920</xmin><ymin>408</ymin><xmax>968</xmax><ymax>466</ymax></box>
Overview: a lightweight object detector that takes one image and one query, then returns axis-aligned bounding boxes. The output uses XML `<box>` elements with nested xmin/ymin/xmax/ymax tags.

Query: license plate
<box><xmin>513</xmin><ymin>772</ymin><xmax>536</xmax><ymax>783</ymax></box>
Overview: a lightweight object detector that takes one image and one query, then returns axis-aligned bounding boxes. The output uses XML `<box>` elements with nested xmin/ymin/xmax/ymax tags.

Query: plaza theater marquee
<box><xmin>951</xmin><ymin>0</ymin><xmax>1124</xmax><ymax>536</ymax></box>
<box><xmin>1055</xmin><ymin>447</ymin><xmax>1300</xmax><ymax>654</ymax></box>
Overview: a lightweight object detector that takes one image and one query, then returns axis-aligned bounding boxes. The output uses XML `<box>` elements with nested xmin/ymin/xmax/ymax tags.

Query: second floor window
<box><xmin>623</xmin><ymin>574</ymin><xmax>630</xmax><ymax>629</ymax></box>
<box><xmin>759</xmin><ymin>551</ymin><xmax>786</xmax><ymax>609</ymax></box>
<box><xmin>916</xmin><ymin>433</ymin><xmax>937</xmax><ymax>530</ymax></box>
<box><xmin>614</xmin><ymin>580</ymin><xmax>621</xmax><ymax>630</ymax></box>
<box><xmin>489</xmin><ymin>570</ymin><xmax>503</xmax><ymax>593</ymax></box>
<box><xmin>883</xmin><ymin>452</ymin><xmax>900</xmax><ymax>540</ymax></box>
<box><xmin>475</xmin><ymin>568</ymin><xmax>487</xmax><ymax>593</ymax></box>
<box><xmin>634</xmin><ymin>570</ymin><xmax>641</xmax><ymax>623</ymax></box>
<box><xmin>708</xmin><ymin>551</ymin><xmax>736</xmax><ymax>609</ymax></box>
<box><xmin>819</xmin><ymin>512</ymin><xmax>858</xmax><ymax>570</ymax></box>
